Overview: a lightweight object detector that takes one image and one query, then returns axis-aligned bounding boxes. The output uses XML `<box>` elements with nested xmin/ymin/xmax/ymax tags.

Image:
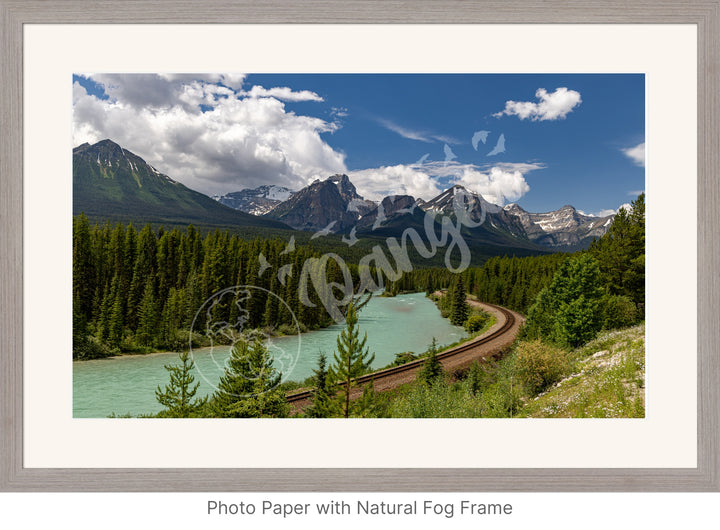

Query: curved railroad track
<box><xmin>286</xmin><ymin>299</ymin><xmax>524</xmax><ymax>408</ymax></box>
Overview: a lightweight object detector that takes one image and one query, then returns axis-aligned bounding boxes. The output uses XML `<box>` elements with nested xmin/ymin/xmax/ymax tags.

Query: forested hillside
<box><xmin>72</xmin><ymin>214</ymin><xmax>360</xmax><ymax>359</ymax></box>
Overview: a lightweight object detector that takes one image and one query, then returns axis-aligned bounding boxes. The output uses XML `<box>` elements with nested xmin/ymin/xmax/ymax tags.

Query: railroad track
<box><xmin>286</xmin><ymin>301</ymin><xmax>517</xmax><ymax>404</ymax></box>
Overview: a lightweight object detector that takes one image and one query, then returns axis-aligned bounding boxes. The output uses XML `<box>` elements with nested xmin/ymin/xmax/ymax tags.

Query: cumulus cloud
<box><xmin>74</xmin><ymin>74</ymin><xmax>541</xmax><ymax>205</ymax></box>
<box><xmin>494</xmin><ymin>87</ymin><xmax>582</xmax><ymax>121</ymax></box>
<box><xmin>450</xmin><ymin>165</ymin><xmax>530</xmax><ymax>205</ymax></box>
<box><xmin>349</xmin><ymin>160</ymin><xmax>540</xmax><ymax>205</ymax></box>
<box><xmin>622</xmin><ymin>142</ymin><xmax>645</xmax><ymax>167</ymax></box>
<box><xmin>155</xmin><ymin>73</ymin><xmax>248</xmax><ymax>89</ymax></box>
<box><xmin>348</xmin><ymin>165</ymin><xmax>443</xmax><ymax>202</ymax></box>
<box><xmin>73</xmin><ymin>75</ymin><xmax>345</xmax><ymax>195</ymax></box>
<box><xmin>240</xmin><ymin>85</ymin><xmax>324</xmax><ymax>102</ymax></box>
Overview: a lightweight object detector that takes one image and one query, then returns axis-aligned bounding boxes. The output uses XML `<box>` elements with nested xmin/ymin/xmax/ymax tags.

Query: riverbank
<box><xmin>74</xmin><ymin>292</ymin><xmax>467</xmax><ymax>417</ymax></box>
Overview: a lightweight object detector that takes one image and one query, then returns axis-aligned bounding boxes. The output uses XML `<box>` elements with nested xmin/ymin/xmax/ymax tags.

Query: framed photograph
<box><xmin>1</xmin><ymin>1</ymin><xmax>718</xmax><ymax>491</ymax></box>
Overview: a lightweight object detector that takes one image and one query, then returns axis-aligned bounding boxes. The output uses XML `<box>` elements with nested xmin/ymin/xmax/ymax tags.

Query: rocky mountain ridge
<box><xmin>212</xmin><ymin>185</ymin><xmax>295</xmax><ymax>216</ymax></box>
<box><xmin>257</xmin><ymin>176</ymin><xmax>617</xmax><ymax>250</ymax></box>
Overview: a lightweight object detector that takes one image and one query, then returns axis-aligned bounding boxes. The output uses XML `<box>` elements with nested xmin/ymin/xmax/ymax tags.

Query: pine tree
<box><xmin>466</xmin><ymin>360</ymin><xmax>484</xmax><ymax>396</ymax></box>
<box><xmin>107</xmin><ymin>275</ymin><xmax>125</xmax><ymax>348</ymax></box>
<box><xmin>304</xmin><ymin>353</ymin><xmax>341</xmax><ymax>418</ymax></box>
<box><xmin>155</xmin><ymin>351</ymin><xmax>206</xmax><ymax>417</ymax></box>
<box><xmin>72</xmin><ymin>293</ymin><xmax>90</xmax><ymax>359</ymax></box>
<box><xmin>73</xmin><ymin>213</ymin><xmax>95</xmax><ymax>321</ymax></box>
<box><xmin>136</xmin><ymin>277</ymin><xmax>158</xmax><ymax>346</ymax></box>
<box><xmin>330</xmin><ymin>300</ymin><xmax>375</xmax><ymax>418</ymax></box>
<box><xmin>209</xmin><ymin>337</ymin><xmax>289</xmax><ymax>418</ymax></box>
<box><xmin>127</xmin><ymin>224</ymin><xmax>157</xmax><ymax>329</ymax></box>
<box><xmin>450</xmin><ymin>274</ymin><xmax>469</xmax><ymax>326</ymax></box>
<box><xmin>524</xmin><ymin>254</ymin><xmax>603</xmax><ymax>347</ymax></box>
<box><xmin>589</xmin><ymin>193</ymin><xmax>645</xmax><ymax>315</ymax></box>
<box><xmin>418</xmin><ymin>337</ymin><xmax>443</xmax><ymax>386</ymax></box>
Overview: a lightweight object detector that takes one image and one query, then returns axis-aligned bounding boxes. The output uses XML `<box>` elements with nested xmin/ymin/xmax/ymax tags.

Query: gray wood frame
<box><xmin>1</xmin><ymin>0</ymin><xmax>718</xmax><ymax>491</ymax></box>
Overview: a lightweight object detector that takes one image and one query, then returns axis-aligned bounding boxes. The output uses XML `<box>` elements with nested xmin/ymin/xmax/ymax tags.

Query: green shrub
<box><xmin>513</xmin><ymin>340</ymin><xmax>571</xmax><ymax>395</ymax></box>
<box><xmin>391</xmin><ymin>351</ymin><xmax>417</xmax><ymax>366</ymax></box>
<box><xmin>600</xmin><ymin>294</ymin><xmax>638</xmax><ymax>330</ymax></box>
<box><xmin>464</xmin><ymin>313</ymin><xmax>489</xmax><ymax>334</ymax></box>
<box><xmin>388</xmin><ymin>380</ymin><xmax>484</xmax><ymax>418</ymax></box>
<box><xmin>74</xmin><ymin>335</ymin><xmax>118</xmax><ymax>359</ymax></box>
<box><xmin>277</xmin><ymin>323</ymin><xmax>301</xmax><ymax>336</ymax></box>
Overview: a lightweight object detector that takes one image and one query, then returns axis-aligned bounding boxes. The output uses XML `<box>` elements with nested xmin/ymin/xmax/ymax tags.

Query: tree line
<box><xmin>522</xmin><ymin>193</ymin><xmax>645</xmax><ymax>347</ymax></box>
<box><xmin>381</xmin><ymin>193</ymin><xmax>645</xmax><ymax>348</ymax></box>
<box><xmin>73</xmin><ymin>214</ymin><xmax>364</xmax><ymax>359</ymax></box>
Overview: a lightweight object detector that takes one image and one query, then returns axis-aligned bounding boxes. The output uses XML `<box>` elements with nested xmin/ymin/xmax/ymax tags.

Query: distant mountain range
<box><xmin>73</xmin><ymin>140</ymin><xmax>289</xmax><ymax>231</ymax></box>
<box><xmin>217</xmin><ymin>177</ymin><xmax>615</xmax><ymax>251</ymax></box>
<box><xmin>74</xmin><ymin>140</ymin><xmax>617</xmax><ymax>252</ymax></box>
<box><xmin>212</xmin><ymin>185</ymin><xmax>295</xmax><ymax>215</ymax></box>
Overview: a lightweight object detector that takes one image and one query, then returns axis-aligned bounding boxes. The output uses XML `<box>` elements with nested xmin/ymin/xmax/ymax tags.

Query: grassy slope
<box><xmin>517</xmin><ymin>324</ymin><xmax>645</xmax><ymax>418</ymax></box>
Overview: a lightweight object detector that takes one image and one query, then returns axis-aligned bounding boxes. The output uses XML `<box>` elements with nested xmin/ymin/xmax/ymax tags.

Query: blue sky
<box><xmin>73</xmin><ymin>73</ymin><xmax>644</xmax><ymax>215</ymax></box>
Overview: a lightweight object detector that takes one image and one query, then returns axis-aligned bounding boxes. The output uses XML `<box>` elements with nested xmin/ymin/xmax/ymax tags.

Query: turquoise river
<box><xmin>73</xmin><ymin>292</ymin><xmax>467</xmax><ymax>417</ymax></box>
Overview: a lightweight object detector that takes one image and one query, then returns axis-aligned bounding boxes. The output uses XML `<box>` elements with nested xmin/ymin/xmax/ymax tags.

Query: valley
<box><xmin>71</xmin><ymin>101</ymin><xmax>644</xmax><ymax>420</ymax></box>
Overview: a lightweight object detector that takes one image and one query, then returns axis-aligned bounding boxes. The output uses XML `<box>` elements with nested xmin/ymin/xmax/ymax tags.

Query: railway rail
<box><xmin>286</xmin><ymin>301</ymin><xmax>518</xmax><ymax>405</ymax></box>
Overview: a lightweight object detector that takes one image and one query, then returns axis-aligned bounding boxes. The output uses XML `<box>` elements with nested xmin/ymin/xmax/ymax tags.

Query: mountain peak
<box><xmin>326</xmin><ymin>173</ymin><xmax>363</xmax><ymax>203</ymax></box>
<box><xmin>214</xmin><ymin>185</ymin><xmax>295</xmax><ymax>215</ymax></box>
<box><xmin>73</xmin><ymin>140</ymin><xmax>289</xmax><ymax>231</ymax></box>
<box><xmin>265</xmin><ymin>173</ymin><xmax>374</xmax><ymax>233</ymax></box>
<box><xmin>95</xmin><ymin>138</ymin><xmax>122</xmax><ymax>148</ymax></box>
<box><xmin>328</xmin><ymin>173</ymin><xmax>350</xmax><ymax>181</ymax></box>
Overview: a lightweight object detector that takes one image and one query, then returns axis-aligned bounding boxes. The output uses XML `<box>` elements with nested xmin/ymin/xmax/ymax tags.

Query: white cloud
<box><xmin>581</xmin><ymin>202</ymin><xmax>633</xmax><ymax>218</ymax></box>
<box><xmin>622</xmin><ymin>142</ymin><xmax>645</xmax><ymax>167</ymax></box>
<box><xmin>157</xmin><ymin>73</ymin><xmax>248</xmax><ymax>90</ymax></box>
<box><xmin>494</xmin><ymin>87</ymin><xmax>582</xmax><ymax>121</ymax></box>
<box><xmin>491</xmin><ymin>162</ymin><xmax>546</xmax><ymax>174</ymax></box>
<box><xmin>627</xmin><ymin>189</ymin><xmax>644</xmax><ymax>196</ymax></box>
<box><xmin>378</xmin><ymin>119</ymin><xmax>433</xmax><ymax>143</ymax></box>
<box><xmin>241</xmin><ymin>85</ymin><xmax>324</xmax><ymax>102</ymax></box>
<box><xmin>73</xmin><ymin>74</ymin><xmax>540</xmax><ymax>205</ymax></box>
<box><xmin>349</xmin><ymin>160</ymin><xmax>540</xmax><ymax>205</ymax></box>
<box><xmin>594</xmin><ymin>209</ymin><xmax>617</xmax><ymax>217</ymax></box>
<box><xmin>451</xmin><ymin>166</ymin><xmax>530</xmax><ymax>206</ymax></box>
<box><xmin>73</xmin><ymin>75</ymin><xmax>346</xmax><ymax>195</ymax></box>
<box><xmin>377</xmin><ymin>118</ymin><xmax>457</xmax><ymax>144</ymax></box>
<box><xmin>348</xmin><ymin>165</ymin><xmax>443</xmax><ymax>202</ymax></box>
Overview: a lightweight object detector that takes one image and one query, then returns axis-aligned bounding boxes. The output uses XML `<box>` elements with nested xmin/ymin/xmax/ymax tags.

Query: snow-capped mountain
<box><xmin>213</xmin><ymin>185</ymin><xmax>295</xmax><ymax>216</ymax></box>
<box><xmin>415</xmin><ymin>184</ymin><xmax>615</xmax><ymax>249</ymax></box>
<box><xmin>356</xmin><ymin>194</ymin><xmax>425</xmax><ymax>232</ymax></box>
<box><xmin>264</xmin><ymin>174</ymin><xmax>375</xmax><ymax>233</ymax></box>
<box><xmin>256</xmin><ymin>174</ymin><xmax>617</xmax><ymax>250</ymax></box>
<box><xmin>422</xmin><ymin>184</ymin><xmax>503</xmax><ymax>216</ymax></box>
<box><xmin>501</xmin><ymin>202</ymin><xmax>614</xmax><ymax>248</ymax></box>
